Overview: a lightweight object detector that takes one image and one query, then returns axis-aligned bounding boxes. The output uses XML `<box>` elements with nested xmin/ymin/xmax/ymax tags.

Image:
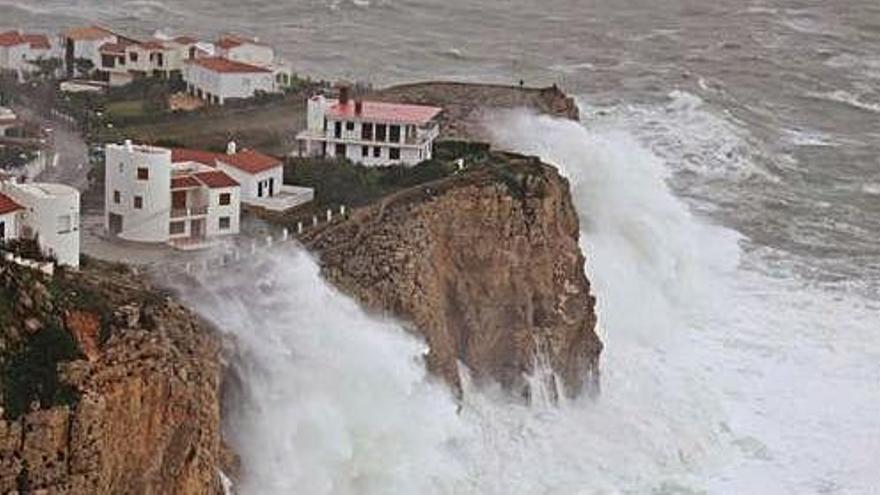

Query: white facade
<box><xmin>0</xmin><ymin>31</ymin><xmax>55</xmax><ymax>79</ymax></box>
<box><xmin>216</xmin><ymin>37</ymin><xmax>274</xmax><ymax>67</ymax></box>
<box><xmin>0</xmin><ymin>210</ymin><xmax>19</xmax><ymax>243</ymax></box>
<box><xmin>105</xmin><ymin>142</ymin><xmax>172</xmax><ymax>243</ymax></box>
<box><xmin>296</xmin><ymin>96</ymin><xmax>442</xmax><ymax>167</ymax></box>
<box><xmin>183</xmin><ymin>58</ymin><xmax>275</xmax><ymax>105</ymax></box>
<box><xmin>1</xmin><ymin>182</ymin><xmax>80</xmax><ymax>268</ymax></box>
<box><xmin>63</xmin><ymin>27</ymin><xmax>118</xmax><ymax>76</ymax></box>
<box><xmin>105</xmin><ymin>141</ymin><xmax>241</xmax><ymax>249</ymax></box>
<box><xmin>216</xmin><ymin>161</ymin><xmax>282</xmax><ymax>202</ymax></box>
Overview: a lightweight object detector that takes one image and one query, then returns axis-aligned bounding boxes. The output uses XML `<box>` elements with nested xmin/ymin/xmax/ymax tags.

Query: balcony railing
<box><xmin>170</xmin><ymin>205</ymin><xmax>208</xmax><ymax>218</ymax></box>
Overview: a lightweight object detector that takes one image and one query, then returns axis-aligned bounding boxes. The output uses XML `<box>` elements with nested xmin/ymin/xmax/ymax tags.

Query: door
<box><xmin>190</xmin><ymin>219</ymin><xmax>204</xmax><ymax>239</ymax></box>
<box><xmin>258</xmin><ymin>181</ymin><xmax>264</xmax><ymax>198</ymax></box>
<box><xmin>0</xmin><ymin>221</ymin><xmax>5</xmax><ymax>242</ymax></box>
<box><xmin>269</xmin><ymin>177</ymin><xmax>275</xmax><ymax>197</ymax></box>
<box><xmin>108</xmin><ymin>213</ymin><xmax>123</xmax><ymax>236</ymax></box>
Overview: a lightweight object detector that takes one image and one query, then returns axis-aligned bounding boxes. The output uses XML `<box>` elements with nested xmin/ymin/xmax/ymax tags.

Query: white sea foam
<box><xmin>176</xmin><ymin>109</ymin><xmax>880</xmax><ymax>494</ymax></box>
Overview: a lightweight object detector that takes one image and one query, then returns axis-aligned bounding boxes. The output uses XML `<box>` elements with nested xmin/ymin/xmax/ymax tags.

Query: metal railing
<box><xmin>170</xmin><ymin>205</ymin><xmax>209</xmax><ymax>218</ymax></box>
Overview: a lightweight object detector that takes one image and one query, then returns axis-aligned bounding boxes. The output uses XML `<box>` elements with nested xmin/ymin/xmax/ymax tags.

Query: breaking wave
<box><xmin>176</xmin><ymin>108</ymin><xmax>880</xmax><ymax>494</ymax></box>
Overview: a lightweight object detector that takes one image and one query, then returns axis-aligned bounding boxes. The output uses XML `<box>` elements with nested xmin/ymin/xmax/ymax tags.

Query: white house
<box><xmin>0</xmin><ymin>191</ymin><xmax>22</xmax><ymax>244</ymax></box>
<box><xmin>171</xmin><ymin>143</ymin><xmax>284</xmax><ymax>203</ymax></box>
<box><xmin>62</xmin><ymin>26</ymin><xmax>119</xmax><ymax>77</ymax></box>
<box><xmin>296</xmin><ymin>91</ymin><xmax>442</xmax><ymax>167</ymax></box>
<box><xmin>105</xmin><ymin>141</ymin><xmax>241</xmax><ymax>249</ymax></box>
<box><xmin>214</xmin><ymin>35</ymin><xmax>292</xmax><ymax>88</ymax></box>
<box><xmin>183</xmin><ymin>57</ymin><xmax>275</xmax><ymax>105</ymax></box>
<box><xmin>0</xmin><ymin>31</ymin><xmax>54</xmax><ymax>79</ymax></box>
<box><xmin>0</xmin><ymin>180</ymin><xmax>81</xmax><ymax>268</ymax></box>
<box><xmin>96</xmin><ymin>34</ymin><xmax>202</xmax><ymax>86</ymax></box>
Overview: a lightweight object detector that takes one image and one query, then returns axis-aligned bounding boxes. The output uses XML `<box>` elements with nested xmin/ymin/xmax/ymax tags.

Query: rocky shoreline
<box><xmin>0</xmin><ymin>82</ymin><xmax>599</xmax><ymax>493</ymax></box>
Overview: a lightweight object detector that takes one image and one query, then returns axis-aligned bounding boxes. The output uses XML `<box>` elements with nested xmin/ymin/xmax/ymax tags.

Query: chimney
<box><xmin>355</xmin><ymin>99</ymin><xmax>363</xmax><ymax>116</ymax></box>
<box><xmin>339</xmin><ymin>85</ymin><xmax>350</xmax><ymax>105</ymax></box>
<box><xmin>227</xmin><ymin>140</ymin><xmax>237</xmax><ymax>155</ymax></box>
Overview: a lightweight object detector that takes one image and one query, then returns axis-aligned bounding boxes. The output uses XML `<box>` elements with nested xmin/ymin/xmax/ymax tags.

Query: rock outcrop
<box><xmin>372</xmin><ymin>82</ymin><xmax>580</xmax><ymax>141</ymax></box>
<box><xmin>0</xmin><ymin>259</ymin><xmax>227</xmax><ymax>494</ymax></box>
<box><xmin>304</xmin><ymin>153</ymin><xmax>601</xmax><ymax>398</ymax></box>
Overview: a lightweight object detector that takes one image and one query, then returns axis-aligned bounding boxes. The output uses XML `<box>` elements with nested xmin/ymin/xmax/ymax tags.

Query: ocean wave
<box><xmin>807</xmin><ymin>90</ymin><xmax>880</xmax><ymax>113</ymax></box>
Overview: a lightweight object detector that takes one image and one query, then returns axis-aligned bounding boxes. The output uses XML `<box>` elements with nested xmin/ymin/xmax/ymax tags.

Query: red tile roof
<box><xmin>64</xmin><ymin>26</ymin><xmax>115</xmax><ymax>41</ymax></box>
<box><xmin>218</xmin><ymin>149</ymin><xmax>281</xmax><ymax>174</ymax></box>
<box><xmin>215</xmin><ymin>36</ymin><xmax>245</xmax><ymax>50</ymax></box>
<box><xmin>193</xmin><ymin>170</ymin><xmax>239</xmax><ymax>189</ymax></box>
<box><xmin>22</xmin><ymin>34</ymin><xmax>50</xmax><ymax>50</ymax></box>
<box><xmin>0</xmin><ymin>31</ymin><xmax>49</xmax><ymax>49</ymax></box>
<box><xmin>187</xmin><ymin>57</ymin><xmax>271</xmax><ymax>74</ymax></box>
<box><xmin>171</xmin><ymin>148</ymin><xmax>223</xmax><ymax>166</ymax></box>
<box><xmin>174</xmin><ymin>35</ymin><xmax>198</xmax><ymax>45</ymax></box>
<box><xmin>170</xmin><ymin>175</ymin><xmax>201</xmax><ymax>189</ymax></box>
<box><xmin>99</xmin><ymin>42</ymin><xmax>130</xmax><ymax>54</ymax></box>
<box><xmin>139</xmin><ymin>40</ymin><xmax>166</xmax><ymax>50</ymax></box>
<box><xmin>0</xmin><ymin>192</ymin><xmax>23</xmax><ymax>215</ymax></box>
<box><xmin>327</xmin><ymin>100</ymin><xmax>443</xmax><ymax>125</ymax></box>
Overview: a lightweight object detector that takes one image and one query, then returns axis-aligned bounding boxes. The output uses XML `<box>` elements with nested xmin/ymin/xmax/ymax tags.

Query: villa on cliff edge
<box><xmin>296</xmin><ymin>86</ymin><xmax>443</xmax><ymax>167</ymax></box>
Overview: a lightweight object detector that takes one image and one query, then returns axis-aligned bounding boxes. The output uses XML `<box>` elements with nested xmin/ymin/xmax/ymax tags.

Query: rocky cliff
<box><xmin>373</xmin><ymin>82</ymin><xmax>581</xmax><ymax>142</ymax></box>
<box><xmin>0</xmin><ymin>258</ymin><xmax>227</xmax><ymax>494</ymax></box>
<box><xmin>303</xmin><ymin>153</ymin><xmax>601</xmax><ymax>398</ymax></box>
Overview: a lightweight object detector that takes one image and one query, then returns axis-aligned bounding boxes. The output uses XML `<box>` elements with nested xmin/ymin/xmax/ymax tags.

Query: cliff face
<box><xmin>0</xmin><ymin>260</ymin><xmax>226</xmax><ymax>494</ymax></box>
<box><xmin>304</xmin><ymin>154</ymin><xmax>601</xmax><ymax>398</ymax></box>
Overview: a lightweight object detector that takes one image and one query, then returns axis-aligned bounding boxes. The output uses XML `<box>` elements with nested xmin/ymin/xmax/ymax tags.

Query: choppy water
<box><xmin>6</xmin><ymin>1</ymin><xmax>880</xmax><ymax>493</ymax></box>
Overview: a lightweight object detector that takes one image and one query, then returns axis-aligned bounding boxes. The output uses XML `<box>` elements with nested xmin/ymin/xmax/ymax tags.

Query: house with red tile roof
<box><xmin>170</xmin><ymin>142</ymin><xmax>285</xmax><ymax>205</ymax></box>
<box><xmin>0</xmin><ymin>30</ymin><xmax>56</xmax><ymax>79</ymax></box>
<box><xmin>0</xmin><ymin>181</ymin><xmax>81</xmax><ymax>268</ymax></box>
<box><xmin>0</xmin><ymin>191</ymin><xmax>23</xmax><ymax>244</ymax></box>
<box><xmin>104</xmin><ymin>140</ymin><xmax>241</xmax><ymax>249</ymax></box>
<box><xmin>95</xmin><ymin>31</ymin><xmax>205</xmax><ymax>87</ymax></box>
<box><xmin>183</xmin><ymin>56</ymin><xmax>277</xmax><ymax>105</ymax></box>
<box><xmin>297</xmin><ymin>88</ymin><xmax>443</xmax><ymax>166</ymax></box>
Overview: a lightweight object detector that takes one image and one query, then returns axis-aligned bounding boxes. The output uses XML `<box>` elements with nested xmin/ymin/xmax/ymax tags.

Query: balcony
<box><xmin>170</xmin><ymin>205</ymin><xmax>208</xmax><ymax>218</ymax></box>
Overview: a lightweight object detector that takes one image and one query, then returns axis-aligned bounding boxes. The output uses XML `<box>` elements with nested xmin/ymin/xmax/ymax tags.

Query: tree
<box><xmin>73</xmin><ymin>58</ymin><xmax>94</xmax><ymax>79</ymax></box>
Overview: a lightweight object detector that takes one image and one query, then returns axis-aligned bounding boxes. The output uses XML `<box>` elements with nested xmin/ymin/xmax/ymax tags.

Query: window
<box><xmin>376</xmin><ymin>124</ymin><xmax>387</xmax><ymax>142</ymax></box>
<box><xmin>137</xmin><ymin>167</ymin><xmax>149</xmax><ymax>180</ymax></box>
<box><xmin>389</xmin><ymin>148</ymin><xmax>401</xmax><ymax>160</ymax></box>
<box><xmin>389</xmin><ymin>125</ymin><xmax>401</xmax><ymax>142</ymax></box>
<box><xmin>345</xmin><ymin>121</ymin><xmax>355</xmax><ymax>131</ymax></box>
<box><xmin>361</xmin><ymin>123</ymin><xmax>373</xmax><ymax>140</ymax></box>
<box><xmin>169</xmin><ymin>221</ymin><xmax>185</xmax><ymax>235</ymax></box>
<box><xmin>219</xmin><ymin>216</ymin><xmax>231</xmax><ymax>230</ymax></box>
<box><xmin>334</xmin><ymin>121</ymin><xmax>342</xmax><ymax>138</ymax></box>
<box><xmin>129</xmin><ymin>52</ymin><xmax>138</xmax><ymax>62</ymax></box>
<box><xmin>362</xmin><ymin>145</ymin><xmax>369</xmax><ymax>157</ymax></box>
<box><xmin>56</xmin><ymin>215</ymin><xmax>72</xmax><ymax>234</ymax></box>
<box><xmin>0</xmin><ymin>221</ymin><xmax>5</xmax><ymax>241</ymax></box>
<box><xmin>118</xmin><ymin>162</ymin><xmax>124</xmax><ymax>173</ymax></box>
<box><xmin>219</xmin><ymin>192</ymin><xmax>231</xmax><ymax>206</ymax></box>
<box><xmin>373</xmin><ymin>147</ymin><xmax>381</xmax><ymax>158</ymax></box>
<box><xmin>133</xmin><ymin>196</ymin><xmax>143</xmax><ymax>209</ymax></box>
<box><xmin>113</xmin><ymin>190</ymin><xmax>120</xmax><ymax>204</ymax></box>
<box><xmin>335</xmin><ymin>144</ymin><xmax>346</xmax><ymax>158</ymax></box>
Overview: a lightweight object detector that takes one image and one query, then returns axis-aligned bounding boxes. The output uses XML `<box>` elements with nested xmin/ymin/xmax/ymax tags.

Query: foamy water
<box><xmin>176</xmin><ymin>109</ymin><xmax>880</xmax><ymax>494</ymax></box>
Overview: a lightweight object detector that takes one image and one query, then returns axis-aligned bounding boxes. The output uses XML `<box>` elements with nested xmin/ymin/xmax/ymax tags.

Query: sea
<box><xmin>3</xmin><ymin>1</ymin><xmax>879</xmax><ymax>493</ymax></box>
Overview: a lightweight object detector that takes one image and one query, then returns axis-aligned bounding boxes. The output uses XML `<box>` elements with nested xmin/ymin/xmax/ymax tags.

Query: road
<box><xmin>12</xmin><ymin>104</ymin><xmax>90</xmax><ymax>192</ymax></box>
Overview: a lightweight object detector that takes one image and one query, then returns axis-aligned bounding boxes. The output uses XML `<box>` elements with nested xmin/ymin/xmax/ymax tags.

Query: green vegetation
<box><xmin>284</xmin><ymin>141</ymin><xmax>492</xmax><ymax>209</ymax></box>
<box><xmin>1</xmin><ymin>322</ymin><xmax>80</xmax><ymax>419</ymax></box>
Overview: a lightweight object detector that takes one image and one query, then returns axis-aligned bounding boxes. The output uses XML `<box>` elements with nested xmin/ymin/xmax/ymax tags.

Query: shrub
<box><xmin>2</xmin><ymin>322</ymin><xmax>81</xmax><ymax>419</ymax></box>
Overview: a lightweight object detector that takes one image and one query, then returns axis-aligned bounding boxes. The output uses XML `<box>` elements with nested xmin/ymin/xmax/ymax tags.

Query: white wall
<box><xmin>184</xmin><ymin>63</ymin><xmax>275</xmax><ymax>104</ymax></box>
<box><xmin>205</xmin><ymin>186</ymin><xmax>240</xmax><ymax>237</ymax></box>
<box><xmin>3</xmin><ymin>183</ymin><xmax>80</xmax><ymax>268</ymax></box>
<box><xmin>216</xmin><ymin>163</ymin><xmax>283</xmax><ymax>201</ymax></box>
<box><xmin>105</xmin><ymin>144</ymin><xmax>173</xmax><ymax>243</ymax></box>
<box><xmin>0</xmin><ymin>211</ymin><xmax>18</xmax><ymax>243</ymax></box>
<box><xmin>223</xmin><ymin>43</ymin><xmax>274</xmax><ymax>67</ymax></box>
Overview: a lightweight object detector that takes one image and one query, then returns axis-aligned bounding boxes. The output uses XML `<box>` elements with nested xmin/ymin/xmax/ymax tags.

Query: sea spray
<box><xmin>174</xmin><ymin>109</ymin><xmax>880</xmax><ymax>493</ymax></box>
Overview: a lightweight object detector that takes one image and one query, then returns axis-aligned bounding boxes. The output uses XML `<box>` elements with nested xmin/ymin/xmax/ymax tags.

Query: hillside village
<box><xmin>0</xmin><ymin>23</ymin><xmax>469</xmax><ymax>268</ymax></box>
